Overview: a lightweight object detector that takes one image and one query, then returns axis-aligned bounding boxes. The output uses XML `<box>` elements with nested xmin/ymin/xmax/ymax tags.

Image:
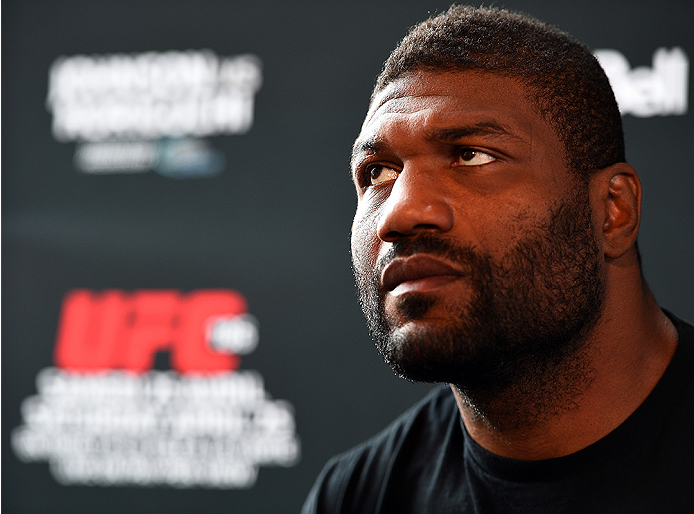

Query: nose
<box><xmin>376</xmin><ymin>165</ymin><xmax>454</xmax><ymax>242</ymax></box>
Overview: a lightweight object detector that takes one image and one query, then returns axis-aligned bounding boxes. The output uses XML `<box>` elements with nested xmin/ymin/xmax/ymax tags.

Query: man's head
<box><xmin>374</xmin><ymin>5</ymin><xmax>624</xmax><ymax>178</ymax></box>
<box><xmin>350</xmin><ymin>6</ymin><xmax>641</xmax><ymax>394</ymax></box>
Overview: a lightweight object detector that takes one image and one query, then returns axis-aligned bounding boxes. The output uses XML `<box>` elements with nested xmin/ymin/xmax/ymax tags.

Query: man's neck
<box><xmin>452</xmin><ymin>291</ymin><xmax>677</xmax><ymax>461</ymax></box>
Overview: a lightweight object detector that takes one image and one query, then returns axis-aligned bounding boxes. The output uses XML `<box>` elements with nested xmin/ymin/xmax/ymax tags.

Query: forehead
<box><xmin>356</xmin><ymin>70</ymin><xmax>556</xmax><ymax>155</ymax></box>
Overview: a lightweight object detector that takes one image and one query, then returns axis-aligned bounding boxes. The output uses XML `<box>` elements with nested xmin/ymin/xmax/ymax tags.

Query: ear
<box><xmin>591</xmin><ymin>163</ymin><xmax>642</xmax><ymax>260</ymax></box>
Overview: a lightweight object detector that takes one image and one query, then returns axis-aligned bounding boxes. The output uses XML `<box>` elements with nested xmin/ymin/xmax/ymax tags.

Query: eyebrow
<box><xmin>425</xmin><ymin>121</ymin><xmax>527</xmax><ymax>144</ymax></box>
<box><xmin>351</xmin><ymin>121</ymin><xmax>527</xmax><ymax>171</ymax></box>
<box><xmin>351</xmin><ymin>138</ymin><xmax>386</xmax><ymax>171</ymax></box>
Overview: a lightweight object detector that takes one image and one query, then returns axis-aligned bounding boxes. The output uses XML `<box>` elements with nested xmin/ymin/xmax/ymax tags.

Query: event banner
<box><xmin>4</xmin><ymin>1</ymin><xmax>692</xmax><ymax>512</ymax></box>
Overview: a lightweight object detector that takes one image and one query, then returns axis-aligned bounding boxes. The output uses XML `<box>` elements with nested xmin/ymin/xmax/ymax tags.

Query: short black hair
<box><xmin>373</xmin><ymin>5</ymin><xmax>625</xmax><ymax>177</ymax></box>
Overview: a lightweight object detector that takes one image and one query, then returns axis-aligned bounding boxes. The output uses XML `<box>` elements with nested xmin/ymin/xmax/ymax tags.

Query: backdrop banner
<box><xmin>4</xmin><ymin>1</ymin><xmax>692</xmax><ymax>512</ymax></box>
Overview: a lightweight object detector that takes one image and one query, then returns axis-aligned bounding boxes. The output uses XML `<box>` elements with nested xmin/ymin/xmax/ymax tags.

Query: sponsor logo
<box><xmin>595</xmin><ymin>47</ymin><xmax>689</xmax><ymax>117</ymax></box>
<box><xmin>47</xmin><ymin>51</ymin><xmax>262</xmax><ymax>177</ymax></box>
<box><xmin>12</xmin><ymin>290</ymin><xmax>300</xmax><ymax>488</ymax></box>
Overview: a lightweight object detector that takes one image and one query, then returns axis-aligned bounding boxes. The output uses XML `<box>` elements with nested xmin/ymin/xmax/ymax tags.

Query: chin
<box><xmin>377</xmin><ymin>318</ymin><xmax>479</xmax><ymax>384</ymax></box>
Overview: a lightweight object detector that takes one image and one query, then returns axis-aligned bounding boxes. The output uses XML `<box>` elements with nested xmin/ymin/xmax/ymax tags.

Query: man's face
<box><xmin>350</xmin><ymin>70</ymin><xmax>605</xmax><ymax>389</ymax></box>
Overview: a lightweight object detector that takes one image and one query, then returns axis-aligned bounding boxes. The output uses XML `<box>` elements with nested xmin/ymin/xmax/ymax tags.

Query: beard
<box><xmin>352</xmin><ymin>186</ymin><xmax>605</xmax><ymax>396</ymax></box>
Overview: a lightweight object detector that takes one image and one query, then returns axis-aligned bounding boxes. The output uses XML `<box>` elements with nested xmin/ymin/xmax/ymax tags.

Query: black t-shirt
<box><xmin>302</xmin><ymin>313</ymin><xmax>694</xmax><ymax>513</ymax></box>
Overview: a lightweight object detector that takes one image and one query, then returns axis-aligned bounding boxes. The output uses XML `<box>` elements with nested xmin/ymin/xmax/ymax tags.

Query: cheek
<box><xmin>351</xmin><ymin>199</ymin><xmax>382</xmax><ymax>269</ymax></box>
<box><xmin>471</xmin><ymin>197</ymin><xmax>541</xmax><ymax>255</ymax></box>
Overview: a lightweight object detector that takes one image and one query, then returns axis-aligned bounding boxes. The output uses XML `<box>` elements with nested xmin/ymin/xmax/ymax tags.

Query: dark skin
<box><xmin>350</xmin><ymin>70</ymin><xmax>677</xmax><ymax>460</ymax></box>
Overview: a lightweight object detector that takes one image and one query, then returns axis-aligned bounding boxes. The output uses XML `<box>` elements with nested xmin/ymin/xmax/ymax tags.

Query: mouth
<box><xmin>381</xmin><ymin>254</ymin><xmax>464</xmax><ymax>296</ymax></box>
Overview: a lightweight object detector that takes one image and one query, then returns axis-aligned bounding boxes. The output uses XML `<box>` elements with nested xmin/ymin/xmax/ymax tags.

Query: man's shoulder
<box><xmin>323</xmin><ymin>384</ymin><xmax>457</xmax><ymax>473</ymax></box>
<box><xmin>656</xmin><ymin>310</ymin><xmax>694</xmax><ymax>424</ymax></box>
<box><xmin>665</xmin><ymin>310</ymin><xmax>694</xmax><ymax>379</ymax></box>
<box><xmin>670</xmin><ymin>310</ymin><xmax>694</xmax><ymax>343</ymax></box>
<box><xmin>332</xmin><ymin>384</ymin><xmax>456</xmax><ymax>459</ymax></box>
<box><xmin>301</xmin><ymin>385</ymin><xmax>460</xmax><ymax>513</ymax></box>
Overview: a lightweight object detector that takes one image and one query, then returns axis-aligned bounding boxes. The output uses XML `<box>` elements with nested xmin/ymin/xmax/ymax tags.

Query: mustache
<box><xmin>374</xmin><ymin>233</ymin><xmax>487</xmax><ymax>282</ymax></box>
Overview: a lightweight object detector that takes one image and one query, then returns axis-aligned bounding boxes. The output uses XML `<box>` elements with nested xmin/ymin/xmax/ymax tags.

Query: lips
<box><xmin>381</xmin><ymin>254</ymin><xmax>464</xmax><ymax>293</ymax></box>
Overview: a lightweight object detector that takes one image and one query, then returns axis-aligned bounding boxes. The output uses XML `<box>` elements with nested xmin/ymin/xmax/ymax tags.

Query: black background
<box><xmin>4</xmin><ymin>1</ymin><xmax>693</xmax><ymax>512</ymax></box>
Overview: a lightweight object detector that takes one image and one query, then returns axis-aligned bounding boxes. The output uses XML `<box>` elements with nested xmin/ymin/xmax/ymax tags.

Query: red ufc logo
<box><xmin>54</xmin><ymin>289</ymin><xmax>246</xmax><ymax>374</ymax></box>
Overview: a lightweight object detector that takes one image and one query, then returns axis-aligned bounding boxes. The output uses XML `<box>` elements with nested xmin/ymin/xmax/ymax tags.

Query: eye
<box><xmin>455</xmin><ymin>148</ymin><xmax>496</xmax><ymax>166</ymax></box>
<box><xmin>368</xmin><ymin>165</ymin><xmax>399</xmax><ymax>186</ymax></box>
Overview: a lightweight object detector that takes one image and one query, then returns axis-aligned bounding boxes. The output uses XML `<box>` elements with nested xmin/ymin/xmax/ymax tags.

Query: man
<box><xmin>303</xmin><ymin>5</ymin><xmax>693</xmax><ymax>513</ymax></box>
